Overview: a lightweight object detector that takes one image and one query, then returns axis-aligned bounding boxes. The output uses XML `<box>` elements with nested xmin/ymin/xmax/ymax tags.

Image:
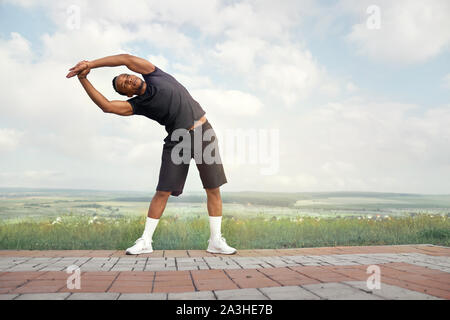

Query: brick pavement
<box><xmin>0</xmin><ymin>244</ymin><xmax>448</xmax><ymax>300</ymax></box>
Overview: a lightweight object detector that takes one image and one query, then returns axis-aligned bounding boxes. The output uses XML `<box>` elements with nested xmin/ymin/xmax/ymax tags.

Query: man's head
<box><xmin>112</xmin><ymin>73</ymin><xmax>145</xmax><ymax>97</ymax></box>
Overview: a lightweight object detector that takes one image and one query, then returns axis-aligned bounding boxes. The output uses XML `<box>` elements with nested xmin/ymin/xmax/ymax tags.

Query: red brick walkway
<box><xmin>1</xmin><ymin>245</ymin><xmax>449</xmax><ymax>300</ymax></box>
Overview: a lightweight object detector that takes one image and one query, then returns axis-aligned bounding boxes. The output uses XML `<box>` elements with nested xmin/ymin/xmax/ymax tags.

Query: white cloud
<box><xmin>0</xmin><ymin>32</ymin><xmax>33</xmax><ymax>62</ymax></box>
<box><xmin>192</xmin><ymin>89</ymin><xmax>263</xmax><ymax>117</ymax></box>
<box><xmin>272</xmin><ymin>99</ymin><xmax>450</xmax><ymax>193</ymax></box>
<box><xmin>345</xmin><ymin>0</ymin><xmax>450</xmax><ymax>64</ymax></box>
<box><xmin>0</xmin><ymin>128</ymin><xmax>24</xmax><ymax>152</ymax></box>
<box><xmin>211</xmin><ymin>36</ymin><xmax>337</xmax><ymax>105</ymax></box>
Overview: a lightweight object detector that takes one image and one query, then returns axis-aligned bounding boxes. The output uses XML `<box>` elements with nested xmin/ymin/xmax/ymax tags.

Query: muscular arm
<box><xmin>67</xmin><ymin>54</ymin><xmax>155</xmax><ymax>78</ymax></box>
<box><xmin>78</xmin><ymin>76</ymin><xmax>133</xmax><ymax>116</ymax></box>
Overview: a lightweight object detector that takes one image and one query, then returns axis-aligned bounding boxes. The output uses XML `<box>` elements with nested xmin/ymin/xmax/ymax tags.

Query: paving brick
<box><xmin>118</xmin><ymin>293</ymin><xmax>167</xmax><ymax>300</ymax></box>
<box><xmin>0</xmin><ymin>280</ymin><xmax>28</xmax><ymax>288</ymax></box>
<box><xmin>168</xmin><ymin>291</ymin><xmax>216</xmax><ymax>300</ymax></box>
<box><xmin>214</xmin><ymin>288</ymin><xmax>268</xmax><ymax>300</ymax></box>
<box><xmin>67</xmin><ymin>293</ymin><xmax>120</xmax><ymax>300</ymax></box>
<box><xmin>187</xmin><ymin>250</ymin><xmax>217</xmax><ymax>257</ymax></box>
<box><xmin>0</xmin><ymin>294</ymin><xmax>18</xmax><ymax>300</ymax></box>
<box><xmin>290</xmin><ymin>266</ymin><xmax>356</xmax><ymax>283</ymax></box>
<box><xmin>234</xmin><ymin>277</ymin><xmax>280</xmax><ymax>289</ymax></box>
<box><xmin>302</xmin><ymin>283</ymin><xmax>381</xmax><ymax>300</ymax></box>
<box><xmin>116</xmin><ymin>272</ymin><xmax>154</xmax><ymax>281</ymax></box>
<box><xmin>191</xmin><ymin>269</ymin><xmax>228</xmax><ymax>280</ymax></box>
<box><xmin>15</xmin><ymin>293</ymin><xmax>71</xmax><ymax>300</ymax></box>
<box><xmin>194</xmin><ymin>279</ymin><xmax>239</xmax><ymax>291</ymax></box>
<box><xmin>344</xmin><ymin>281</ymin><xmax>442</xmax><ymax>300</ymax></box>
<box><xmin>259</xmin><ymin>286</ymin><xmax>320</xmax><ymax>300</ymax></box>
<box><xmin>224</xmin><ymin>269</ymin><xmax>262</xmax><ymax>279</ymax></box>
<box><xmin>302</xmin><ymin>282</ymin><xmax>383</xmax><ymax>300</ymax></box>
<box><xmin>258</xmin><ymin>268</ymin><xmax>321</xmax><ymax>286</ymax></box>
<box><xmin>12</xmin><ymin>284</ymin><xmax>66</xmax><ymax>294</ymax></box>
<box><xmin>164</xmin><ymin>250</ymin><xmax>189</xmax><ymax>258</ymax></box>
<box><xmin>109</xmin><ymin>285</ymin><xmax>152</xmax><ymax>293</ymax></box>
<box><xmin>153</xmin><ymin>286</ymin><xmax>195</xmax><ymax>293</ymax></box>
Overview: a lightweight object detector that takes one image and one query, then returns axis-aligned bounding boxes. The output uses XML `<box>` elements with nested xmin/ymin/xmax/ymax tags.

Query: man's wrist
<box><xmin>87</xmin><ymin>60</ymin><xmax>95</xmax><ymax>69</ymax></box>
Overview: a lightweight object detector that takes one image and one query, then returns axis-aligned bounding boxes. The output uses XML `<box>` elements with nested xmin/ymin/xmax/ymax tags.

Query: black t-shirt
<box><xmin>127</xmin><ymin>66</ymin><xmax>206</xmax><ymax>134</ymax></box>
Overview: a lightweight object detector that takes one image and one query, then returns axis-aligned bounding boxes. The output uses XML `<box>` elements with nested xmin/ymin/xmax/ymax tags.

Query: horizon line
<box><xmin>0</xmin><ymin>186</ymin><xmax>449</xmax><ymax>197</ymax></box>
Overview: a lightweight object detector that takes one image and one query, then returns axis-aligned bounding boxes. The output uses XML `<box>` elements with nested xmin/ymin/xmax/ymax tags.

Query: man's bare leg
<box><xmin>126</xmin><ymin>190</ymin><xmax>170</xmax><ymax>254</ymax></box>
<box><xmin>206</xmin><ymin>187</ymin><xmax>222</xmax><ymax>217</ymax></box>
<box><xmin>147</xmin><ymin>190</ymin><xmax>171</xmax><ymax>219</ymax></box>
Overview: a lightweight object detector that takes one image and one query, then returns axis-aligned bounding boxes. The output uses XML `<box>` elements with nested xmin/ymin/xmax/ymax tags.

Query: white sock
<box><xmin>209</xmin><ymin>216</ymin><xmax>222</xmax><ymax>240</ymax></box>
<box><xmin>142</xmin><ymin>217</ymin><xmax>159</xmax><ymax>242</ymax></box>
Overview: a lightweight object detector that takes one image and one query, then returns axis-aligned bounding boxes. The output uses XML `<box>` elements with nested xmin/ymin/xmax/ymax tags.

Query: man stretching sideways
<box><xmin>66</xmin><ymin>54</ymin><xmax>236</xmax><ymax>255</ymax></box>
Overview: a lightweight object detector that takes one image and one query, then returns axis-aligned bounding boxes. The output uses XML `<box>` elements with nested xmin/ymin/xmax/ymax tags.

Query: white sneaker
<box><xmin>125</xmin><ymin>238</ymin><xmax>153</xmax><ymax>255</ymax></box>
<box><xmin>207</xmin><ymin>236</ymin><xmax>237</xmax><ymax>255</ymax></box>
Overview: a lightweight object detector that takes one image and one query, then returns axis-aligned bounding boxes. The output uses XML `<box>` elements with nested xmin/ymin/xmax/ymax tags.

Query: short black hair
<box><xmin>112</xmin><ymin>76</ymin><xmax>126</xmax><ymax>96</ymax></box>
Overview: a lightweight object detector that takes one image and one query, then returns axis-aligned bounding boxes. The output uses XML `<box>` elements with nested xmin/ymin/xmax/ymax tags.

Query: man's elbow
<box><xmin>120</xmin><ymin>53</ymin><xmax>134</xmax><ymax>64</ymax></box>
<box><xmin>101</xmin><ymin>102</ymin><xmax>112</xmax><ymax>113</ymax></box>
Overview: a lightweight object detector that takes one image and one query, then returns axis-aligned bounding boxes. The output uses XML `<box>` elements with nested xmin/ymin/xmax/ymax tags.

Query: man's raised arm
<box><xmin>66</xmin><ymin>54</ymin><xmax>155</xmax><ymax>78</ymax></box>
<box><xmin>76</xmin><ymin>68</ymin><xmax>133</xmax><ymax>116</ymax></box>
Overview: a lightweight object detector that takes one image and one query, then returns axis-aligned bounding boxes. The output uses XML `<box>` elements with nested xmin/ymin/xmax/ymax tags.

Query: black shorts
<box><xmin>156</xmin><ymin>120</ymin><xmax>227</xmax><ymax>197</ymax></box>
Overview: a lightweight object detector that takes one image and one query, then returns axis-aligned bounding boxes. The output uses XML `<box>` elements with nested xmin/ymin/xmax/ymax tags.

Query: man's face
<box><xmin>116</xmin><ymin>73</ymin><xmax>144</xmax><ymax>97</ymax></box>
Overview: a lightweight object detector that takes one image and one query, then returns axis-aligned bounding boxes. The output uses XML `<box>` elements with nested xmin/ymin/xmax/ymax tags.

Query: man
<box><xmin>66</xmin><ymin>53</ymin><xmax>236</xmax><ymax>255</ymax></box>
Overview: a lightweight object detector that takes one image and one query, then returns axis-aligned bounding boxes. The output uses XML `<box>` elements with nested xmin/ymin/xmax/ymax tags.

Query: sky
<box><xmin>0</xmin><ymin>0</ymin><xmax>449</xmax><ymax>195</ymax></box>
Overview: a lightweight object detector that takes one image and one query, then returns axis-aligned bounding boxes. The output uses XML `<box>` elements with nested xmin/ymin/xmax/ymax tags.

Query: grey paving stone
<box><xmin>211</xmin><ymin>265</ymin><xmax>241</xmax><ymax>270</ymax></box>
<box><xmin>258</xmin><ymin>263</ymin><xmax>274</xmax><ymax>268</ymax></box>
<box><xmin>238</xmin><ymin>264</ymin><xmax>263</xmax><ymax>269</ymax></box>
<box><xmin>144</xmin><ymin>266</ymin><xmax>168</xmax><ymax>271</ymax></box>
<box><xmin>15</xmin><ymin>293</ymin><xmax>71</xmax><ymax>300</ymax></box>
<box><xmin>110</xmin><ymin>267</ymin><xmax>134</xmax><ymax>271</ymax></box>
<box><xmin>178</xmin><ymin>266</ymin><xmax>199</xmax><ymax>271</ymax></box>
<box><xmin>177</xmin><ymin>263</ymin><xmax>199</xmax><ymax>267</ymax></box>
<box><xmin>345</xmin><ymin>281</ymin><xmax>443</xmax><ymax>300</ymax></box>
<box><xmin>168</xmin><ymin>291</ymin><xmax>216</xmax><ymax>300</ymax></box>
<box><xmin>0</xmin><ymin>294</ymin><xmax>19</xmax><ymax>300</ymax></box>
<box><xmin>67</xmin><ymin>293</ymin><xmax>120</xmax><ymax>300</ymax></box>
<box><xmin>198</xmin><ymin>265</ymin><xmax>210</xmax><ymax>270</ymax></box>
<box><xmin>132</xmin><ymin>266</ymin><xmax>145</xmax><ymax>271</ymax></box>
<box><xmin>39</xmin><ymin>266</ymin><xmax>66</xmax><ymax>271</ymax></box>
<box><xmin>214</xmin><ymin>288</ymin><xmax>268</xmax><ymax>300</ymax></box>
<box><xmin>118</xmin><ymin>293</ymin><xmax>167</xmax><ymax>300</ymax></box>
<box><xmin>302</xmin><ymin>282</ymin><xmax>383</xmax><ymax>300</ymax></box>
<box><xmin>164</xmin><ymin>267</ymin><xmax>177</xmax><ymax>271</ymax></box>
<box><xmin>148</xmin><ymin>258</ymin><xmax>167</xmax><ymax>262</ymax></box>
<box><xmin>299</xmin><ymin>262</ymin><xmax>322</xmax><ymax>266</ymax></box>
<box><xmin>145</xmin><ymin>262</ymin><xmax>167</xmax><ymax>267</ymax></box>
<box><xmin>7</xmin><ymin>266</ymin><xmax>39</xmax><ymax>271</ymax></box>
<box><xmin>177</xmin><ymin>258</ymin><xmax>196</xmax><ymax>262</ymax></box>
<box><xmin>259</xmin><ymin>286</ymin><xmax>321</xmax><ymax>300</ymax></box>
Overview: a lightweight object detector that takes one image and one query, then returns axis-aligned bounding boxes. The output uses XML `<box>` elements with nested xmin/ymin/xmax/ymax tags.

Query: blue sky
<box><xmin>0</xmin><ymin>0</ymin><xmax>449</xmax><ymax>194</ymax></box>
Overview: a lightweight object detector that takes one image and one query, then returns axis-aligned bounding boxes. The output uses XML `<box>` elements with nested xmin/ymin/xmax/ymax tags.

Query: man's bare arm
<box><xmin>78</xmin><ymin>76</ymin><xmax>133</xmax><ymax>116</ymax></box>
<box><xmin>66</xmin><ymin>54</ymin><xmax>155</xmax><ymax>78</ymax></box>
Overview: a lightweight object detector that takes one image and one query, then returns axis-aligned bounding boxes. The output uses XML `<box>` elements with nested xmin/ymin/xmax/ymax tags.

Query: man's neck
<box><xmin>138</xmin><ymin>80</ymin><xmax>147</xmax><ymax>95</ymax></box>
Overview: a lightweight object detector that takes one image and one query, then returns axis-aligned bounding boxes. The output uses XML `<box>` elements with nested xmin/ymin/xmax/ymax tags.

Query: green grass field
<box><xmin>0</xmin><ymin>214</ymin><xmax>448</xmax><ymax>250</ymax></box>
<box><xmin>1</xmin><ymin>189</ymin><xmax>449</xmax><ymax>250</ymax></box>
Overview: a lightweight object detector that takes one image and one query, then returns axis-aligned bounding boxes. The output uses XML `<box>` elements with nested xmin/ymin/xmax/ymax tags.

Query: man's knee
<box><xmin>154</xmin><ymin>190</ymin><xmax>172</xmax><ymax>199</ymax></box>
<box><xmin>205</xmin><ymin>187</ymin><xmax>221</xmax><ymax>198</ymax></box>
